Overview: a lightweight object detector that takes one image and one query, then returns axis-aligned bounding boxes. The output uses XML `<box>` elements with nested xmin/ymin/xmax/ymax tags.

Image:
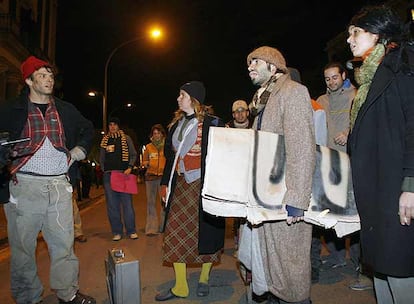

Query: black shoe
<box><xmin>197</xmin><ymin>282</ymin><xmax>209</xmax><ymax>297</ymax></box>
<box><xmin>267</xmin><ymin>293</ymin><xmax>279</xmax><ymax>304</ymax></box>
<box><xmin>155</xmin><ymin>289</ymin><xmax>184</xmax><ymax>301</ymax></box>
<box><xmin>58</xmin><ymin>292</ymin><xmax>96</xmax><ymax>304</ymax></box>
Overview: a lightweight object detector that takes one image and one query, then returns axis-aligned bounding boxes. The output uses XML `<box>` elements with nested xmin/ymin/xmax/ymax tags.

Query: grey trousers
<box><xmin>374</xmin><ymin>274</ymin><xmax>414</xmax><ymax>304</ymax></box>
<box><xmin>5</xmin><ymin>173</ymin><xmax>79</xmax><ymax>303</ymax></box>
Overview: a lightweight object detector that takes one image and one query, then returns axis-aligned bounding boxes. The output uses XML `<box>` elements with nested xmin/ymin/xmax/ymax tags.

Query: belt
<box><xmin>17</xmin><ymin>171</ymin><xmax>67</xmax><ymax>177</ymax></box>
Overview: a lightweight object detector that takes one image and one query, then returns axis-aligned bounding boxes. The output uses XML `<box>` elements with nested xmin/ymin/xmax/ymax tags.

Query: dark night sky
<box><xmin>55</xmin><ymin>0</ymin><xmax>385</xmax><ymax>145</ymax></box>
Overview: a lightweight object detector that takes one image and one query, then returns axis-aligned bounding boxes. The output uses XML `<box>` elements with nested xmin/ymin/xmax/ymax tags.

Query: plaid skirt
<box><xmin>162</xmin><ymin>176</ymin><xmax>220</xmax><ymax>264</ymax></box>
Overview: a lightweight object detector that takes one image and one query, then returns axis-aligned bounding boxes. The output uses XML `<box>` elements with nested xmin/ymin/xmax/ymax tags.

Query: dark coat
<box><xmin>161</xmin><ymin>114</ymin><xmax>225</xmax><ymax>254</ymax></box>
<box><xmin>0</xmin><ymin>92</ymin><xmax>95</xmax><ymax>203</ymax></box>
<box><xmin>348</xmin><ymin>50</ymin><xmax>414</xmax><ymax>277</ymax></box>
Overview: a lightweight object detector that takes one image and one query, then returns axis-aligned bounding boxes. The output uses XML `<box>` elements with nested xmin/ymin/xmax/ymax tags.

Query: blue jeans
<box><xmin>103</xmin><ymin>172</ymin><xmax>136</xmax><ymax>235</ymax></box>
<box><xmin>5</xmin><ymin>173</ymin><xmax>79</xmax><ymax>303</ymax></box>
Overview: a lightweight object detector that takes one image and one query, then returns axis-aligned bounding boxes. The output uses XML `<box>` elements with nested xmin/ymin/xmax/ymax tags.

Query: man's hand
<box><xmin>285</xmin><ymin>205</ymin><xmax>305</xmax><ymax>225</ymax></box>
<box><xmin>399</xmin><ymin>192</ymin><xmax>414</xmax><ymax>225</ymax></box>
<box><xmin>160</xmin><ymin>185</ymin><xmax>168</xmax><ymax>203</ymax></box>
<box><xmin>334</xmin><ymin>131</ymin><xmax>348</xmax><ymax>146</ymax></box>
<box><xmin>286</xmin><ymin>215</ymin><xmax>305</xmax><ymax>225</ymax></box>
<box><xmin>123</xmin><ymin>167</ymin><xmax>132</xmax><ymax>175</ymax></box>
<box><xmin>69</xmin><ymin>146</ymin><xmax>86</xmax><ymax>167</ymax></box>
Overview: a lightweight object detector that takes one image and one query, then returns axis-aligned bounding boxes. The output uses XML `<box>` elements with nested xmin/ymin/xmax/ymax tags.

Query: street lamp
<box><xmin>103</xmin><ymin>27</ymin><xmax>163</xmax><ymax>132</ymax></box>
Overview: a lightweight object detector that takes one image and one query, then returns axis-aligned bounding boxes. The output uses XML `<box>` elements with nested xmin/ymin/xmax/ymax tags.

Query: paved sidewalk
<box><xmin>0</xmin><ymin>182</ymin><xmax>376</xmax><ymax>303</ymax></box>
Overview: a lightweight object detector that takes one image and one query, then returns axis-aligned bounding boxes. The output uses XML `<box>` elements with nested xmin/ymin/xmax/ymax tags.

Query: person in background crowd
<box><xmin>143</xmin><ymin>124</ymin><xmax>167</xmax><ymax>235</ymax></box>
<box><xmin>312</xmin><ymin>62</ymin><xmax>363</xmax><ymax>286</ymax></box>
<box><xmin>0</xmin><ymin>56</ymin><xmax>95</xmax><ymax>304</ymax></box>
<box><xmin>68</xmin><ymin>164</ymin><xmax>87</xmax><ymax>243</ymax></box>
<box><xmin>225</xmin><ymin>99</ymin><xmax>252</xmax><ymax>129</ymax></box>
<box><xmin>317</xmin><ymin>62</ymin><xmax>356</xmax><ymax>151</ymax></box>
<box><xmin>79</xmin><ymin>159</ymin><xmax>92</xmax><ymax>199</ymax></box>
<box><xmin>100</xmin><ymin>117</ymin><xmax>138</xmax><ymax>241</ymax></box>
<box><xmin>310</xmin><ymin>99</ymin><xmax>327</xmax><ymax>147</ymax></box>
<box><xmin>155</xmin><ymin>81</ymin><xmax>225</xmax><ymax>301</ymax></box>
<box><xmin>347</xmin><ymin>5</ymin><xmax>414</xmax><ymax>303</ymax></box>
<box><xmin>225</xmin><ymin>99</ymin><xmax>252</xmax><ymax>258</ymax></box>
<box><xmin>95</xmin><ymin>163</ymin><xmax>103</xmax><ymax>188</ymax></box>
<box><xmin>243</xmin><ymin>46</ymin><xmax>315</xmax><ymax>304</ymax></box>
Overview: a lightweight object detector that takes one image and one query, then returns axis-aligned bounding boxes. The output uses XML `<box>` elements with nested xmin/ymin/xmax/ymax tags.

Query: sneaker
<box><xmin>331</xmin><ymin>261</ymin><xmax>347</xmax><ymax>269</ymax></box>
<box><xmin>129</xmin><ymin>233</ymin><xmax>138</xmax><ymax>239</ymax></box>
<box><xmin>58</xmin><ymin>292</ymin><xmax>96</xmax><ymax>303</ymax></box>
<box><xmin>349</xmin><ymin>275</ymin><xmax>373</xmax><ymax>291</ymax></box>
<box><xmin>112</xmin><ymin>234</ymin><xmax>122</xmax><ymax>241</ymax></box>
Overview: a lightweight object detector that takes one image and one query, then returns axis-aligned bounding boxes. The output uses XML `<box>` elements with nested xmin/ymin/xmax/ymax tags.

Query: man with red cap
<box><xmin>0</xmin><ymin>56</ymin><xmax>95</xmax><ymax>304</ymax></box>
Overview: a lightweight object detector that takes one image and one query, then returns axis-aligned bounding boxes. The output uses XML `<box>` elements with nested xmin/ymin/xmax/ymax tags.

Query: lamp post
<box><xmin>102</xmin><ymin>27</ymin><xmax>163</xmax><ymax>133</ymax></box>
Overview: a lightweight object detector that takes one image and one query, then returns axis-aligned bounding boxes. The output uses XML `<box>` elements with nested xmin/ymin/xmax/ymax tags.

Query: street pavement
<box><xmin>0</xmin><ymin>183</ymin><xmax>376</xmax><ymax>304</ymax></box>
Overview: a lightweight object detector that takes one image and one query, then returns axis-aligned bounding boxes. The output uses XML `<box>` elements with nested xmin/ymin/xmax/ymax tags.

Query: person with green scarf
<box><xmin>347</xmin><ymin>5</ymin><xmax>414</xmax><ymax>303</ymax></box>
<box><xmin>142</xmin><ymin>124</ymin><xmax>166</xmax><ymax>235</ymax></box>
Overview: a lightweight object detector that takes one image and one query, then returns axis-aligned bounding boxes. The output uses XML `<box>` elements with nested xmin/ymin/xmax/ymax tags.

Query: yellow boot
<box><xmin>197</xmin><ymin>262</ymin><xmax>212</xmax><ymax>297</ymax></box>
<box><xmin>171</xmin><ymin>262</ymin><xmax>189</xmax><ymax>297</ymax></box>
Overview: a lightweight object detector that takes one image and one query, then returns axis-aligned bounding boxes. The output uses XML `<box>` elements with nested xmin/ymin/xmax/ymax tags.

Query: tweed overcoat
<box><xmin>347</xmin><ymin>50</ymin><xmax>414</xmax><ymax>277</ymax></box>
<box><xmin>252</xmin><ymin>74</ymin><xmax>315</xmax><ymax>302</ymax></box>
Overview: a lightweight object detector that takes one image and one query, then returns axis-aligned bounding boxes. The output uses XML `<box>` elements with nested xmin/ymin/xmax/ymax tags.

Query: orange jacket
<box><xmin>143</xmin><ymin>142</ymin><xmax>166</xmax><ymax>177</ymax></box>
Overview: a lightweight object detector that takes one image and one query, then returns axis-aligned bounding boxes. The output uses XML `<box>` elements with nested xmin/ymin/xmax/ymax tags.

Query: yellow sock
<box><xmin>171</xmin><ymin>262</ymin><xmax>189</xmax><ymax>297</ymax></box>
<box><xmin>199</xmin><ymin>262</ymin><xmax>212</xmax><ymax>284</ymax></box>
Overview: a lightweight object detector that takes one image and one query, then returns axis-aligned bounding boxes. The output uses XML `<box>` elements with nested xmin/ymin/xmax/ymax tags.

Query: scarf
<box><xmin>100</xmin><ymin>130</ymin><xmax>129</xmax><ymax>162</ymax></box>
<box><xmin>249</xmin><ymin>73</ymin><xmax>286</xmax><ymax>117</ymax></box>
<box><xmin>151</xmin><ymin>138</ymin><xmax>164</xmax><ymax>151</ymax></box>
<box><xmin>350</xmin><ymin>44</ymin><xmax>385</xmax><ymax>129</ymax></box>
<box><xmin>233</xmin><ymin>120</ymin><xmax>250</xmax><ymax>129</ymax></box>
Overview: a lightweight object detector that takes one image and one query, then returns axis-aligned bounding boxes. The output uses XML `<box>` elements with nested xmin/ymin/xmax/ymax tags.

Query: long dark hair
<box><xmin>350</xmin><ymin>5</ymin><xmax>404</xmax><ymax>46</ymax></box>
<box><xmin>350</xmin><ymin>5</ymin><xmax>414</xmax><ymax>74</ymax></box>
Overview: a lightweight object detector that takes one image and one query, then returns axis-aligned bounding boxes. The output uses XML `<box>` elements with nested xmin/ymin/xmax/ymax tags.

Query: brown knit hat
<box><xmin>247</xmin><ymin>46</ymin><xmax>288</xmax><ymax>73</ymax></box>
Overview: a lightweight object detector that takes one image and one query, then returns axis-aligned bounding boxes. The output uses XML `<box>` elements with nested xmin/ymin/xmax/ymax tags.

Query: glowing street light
<box><xmin>102</xmin><ymin>26</ymin><xmax>164</xmax><ymax>132</ymax></box>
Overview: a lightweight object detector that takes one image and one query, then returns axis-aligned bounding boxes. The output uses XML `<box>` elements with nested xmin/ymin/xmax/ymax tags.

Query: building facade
<box><xmin>0</xmin><ymin>0</ymin><xmax>57</xmax><ymax>102</ymax></box>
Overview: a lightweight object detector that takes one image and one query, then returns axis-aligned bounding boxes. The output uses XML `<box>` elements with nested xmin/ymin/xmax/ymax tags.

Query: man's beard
<box><xmin>250</xmin><ymin>69</ymin><xmax>272</xmax><ymax>87</ymax></box>
<box><xmin>251</xmin><ymin>76</ymin><xmax>266</xmax><ymax>87</ymax></box>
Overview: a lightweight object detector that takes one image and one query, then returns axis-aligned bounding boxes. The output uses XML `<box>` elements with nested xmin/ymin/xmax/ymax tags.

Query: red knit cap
<box><xmin>21</xmin><ymin>56</ymin><xmax>50</xmax><ymax>80</ymax></box>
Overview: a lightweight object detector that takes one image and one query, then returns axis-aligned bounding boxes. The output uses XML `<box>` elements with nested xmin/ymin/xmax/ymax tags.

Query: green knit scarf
<box><xmin>350</xmin><ymin>44</ymin><xmax>385</xmax><ymax>129</ymax></box>
<box><xmin>151</xmin><ymin>138</ymin><xmax>165</xmax><ymax>151</ymax></box>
